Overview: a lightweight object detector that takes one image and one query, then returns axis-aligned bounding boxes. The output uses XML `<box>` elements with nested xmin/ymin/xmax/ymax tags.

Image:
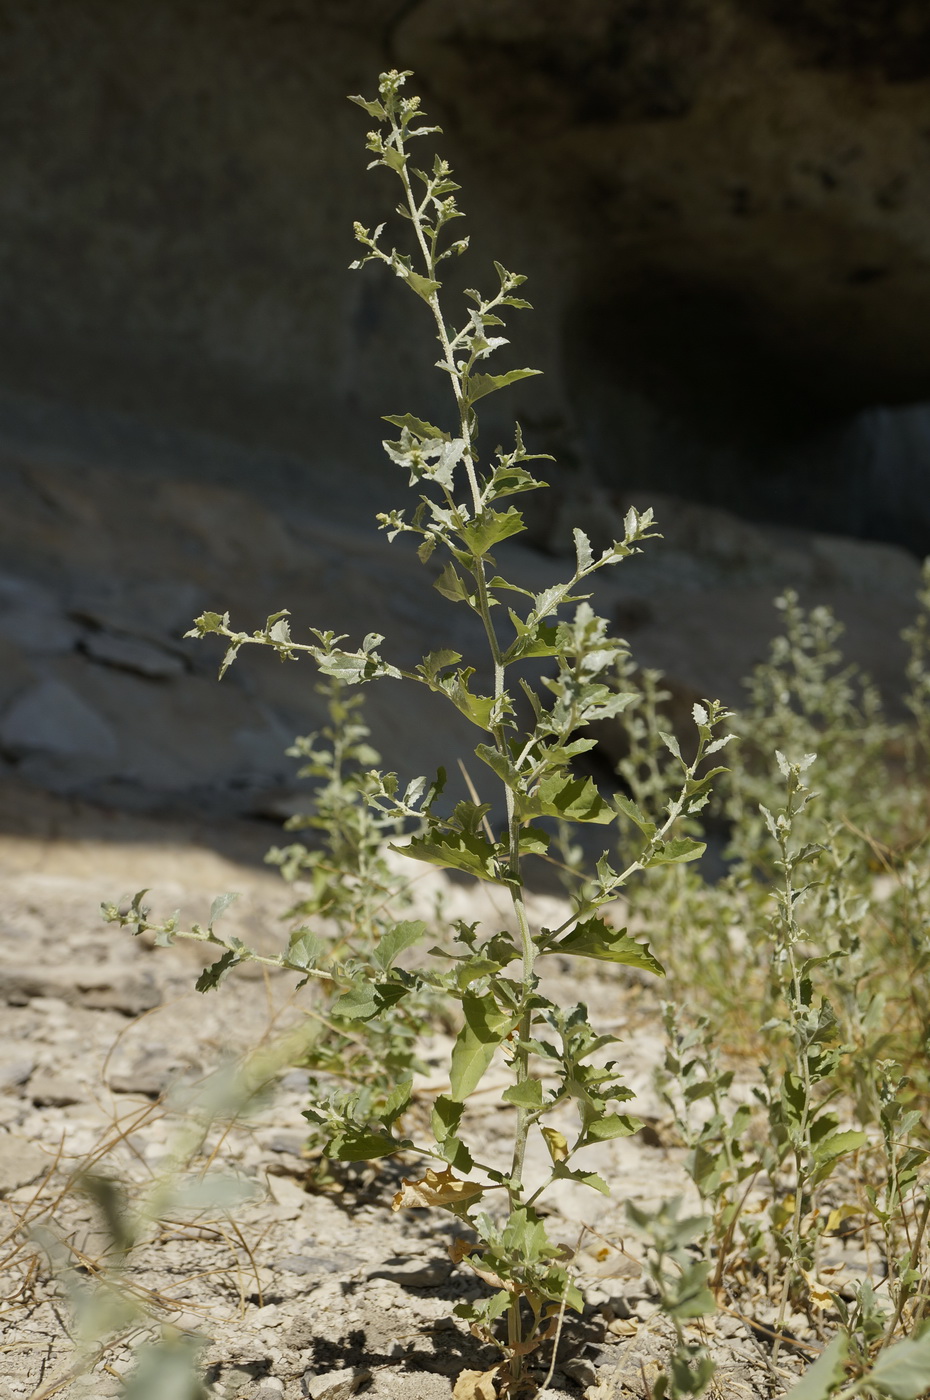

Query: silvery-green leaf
<box><xmin>781</xmin><ymin>1334</ymin><xmax>850</xmax><ymax>1400</ymax></box>
<box><xmin>374</xmin><ymin>920</ymin><xmax>426</xmax><ymax>971</ymax></box>
<box><xmin>868</xmin><ymin>1329</ymin><xmax>930</xmax><ymax>1399</ymax></box>
<box><xmin>209</xmin><ymin>892</ymin><xmax>239</xmax><ymax>927</ymax></box>
<box><xmin>168</xmin><ymin>1174</ymin><xmax>259</xmax><ymax>1211</ymax></box>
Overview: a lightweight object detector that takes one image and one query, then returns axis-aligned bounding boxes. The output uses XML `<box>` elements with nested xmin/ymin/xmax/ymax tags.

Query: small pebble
<box><xmin>0</xmin><ymin>1057</ymin><xmax>34</xmax><ymax>1089</ymax></box>
<box><xmin>560</xmin><ymin>1357</ymin><xmax>598</xmax><ymax>1386</ymax></box>
<box><xmin>252</xmin><ymin>1304</ymin><xmax>282</xmax><ymax>1327</ymax></box>
<box><xmin>28</xmin><ymin>1071</ymin><xmax>85</xmax><ymax>1106</ymax></box>
<box><xmin>716</xmin><ymin>1313</ymin><xmax>745</xmax><ymax>1339</ymax></box>
<box><xmin>302</xmin><ymin>1367</ymin><xmax>371</xmax><ymax>1400</ymax></box>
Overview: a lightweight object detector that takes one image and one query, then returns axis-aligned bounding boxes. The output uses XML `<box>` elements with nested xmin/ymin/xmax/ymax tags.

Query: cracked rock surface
<box><xmin>0</xmin><ymin>788</ymin><xmax>827</xmax><ymax>1400</ymax></box>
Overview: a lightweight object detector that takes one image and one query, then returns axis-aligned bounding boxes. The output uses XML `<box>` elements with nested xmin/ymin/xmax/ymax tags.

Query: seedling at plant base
<box><xmin>264</xmin><ymin>677</ymin><xmax>445</xmax><ymax>1174</ymax></box>
<box><xmin>112</xmin><ymin>70</ymin><xmax>732</xmax><ymax>1388</ymax></box>
<box><xmin>626</xmin><ymin>1198</ymin><xmax>716</xmax><ymax>1400</ymax></box>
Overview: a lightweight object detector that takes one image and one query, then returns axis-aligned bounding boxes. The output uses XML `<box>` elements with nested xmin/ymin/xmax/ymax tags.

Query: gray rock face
<box><xmin>0</xmin><ymin>576</ymin><xmax>80</xmax><ymax>655</ymax></box>
<box><xmin>0</xmin><ymin>422</ymin><xmax>920</xmax><ymax>819</ymax></box>
<box><xmin>0</xmin><ymin>1133</ymin><xmax>49</xmax><ymax>1195</ymax></box>
<box><xmin>81</xmin><ymin>631</ymin><xmax>186</xmax><ymax>679</ymax></box>
<box><xmin>1</xmin><ymin>5</ymin><xmax>930</xmax><ymax>549</ymax></box>
<box><xmin>0</xmin><ymin>680</ymin><xmax>118</xmax><ymax>760</ymax></box>
<box><xmin>0</xmin><ymin>963</ymin><xmax>161</xmax><ymax>1016</ymax></box>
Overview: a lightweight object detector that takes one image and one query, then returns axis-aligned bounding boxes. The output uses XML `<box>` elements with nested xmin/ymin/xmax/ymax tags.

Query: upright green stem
<box><xmin>393</xmin><ymin>119</ymin><xmax>482</xmax><ymax>517</ymax></box>
<box><xmin>773</xmin><ymin>820</ymin><xmax>815</xmax><ymax>1363</ymax></box>
<box><xmin>882</xmin><ymin>1193</ymin><xmax>930</xmax><ymax>1347</ymax></box>
<box><xmin>393</xmin><ymin>108</ymin><xmax>539</xmax><ymax>1373</ymax></box>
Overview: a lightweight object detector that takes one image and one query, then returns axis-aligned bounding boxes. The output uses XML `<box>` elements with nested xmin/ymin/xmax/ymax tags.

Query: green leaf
<box><xmin>452</xmin><ymin>799</ymin><xmax>493</xmax><ymax>836</ymax></box>
<box><xmin>813</xmin><ymin>1129</ymin><xmax>867</xmax><ymax>1166</ymax></box>
<box><xmin>405</xmin><ymin>269</ymin><xmax>440</xmax><ymax>301</ymax></box>
<box><xmin>532</xmin><ymin>585</ymin><xmax>569</xmax><ymax>619</ymax></box>
<box><xmin>267</xmin><ymin>614</ymin><xmax>293</xmax><ymax>646</ymax></box>
<box><xmin>431</xmin><ymin>1094</ymin><xmax>464</xmax><ymax>1142</ymax></box>
<box><xmin>868</xmin><ymin>1328</ymin><xmax>930</xmax><ymax>1399</ymax></box>
<box><xmin>493</xmin><ymin>260</ymin><xmax>526</xmax><ymax>288</ymax></box>
<box><xmin>518</xmin><ymin>826</ymin><xmax>550</xmax><ymax>857</ymax></box>
<box><xmin>502</xmin><ymin>1079</ymin><xmax>544</xmax><ymax>1109</ymax></box>
<box><xmin>380</xmin><ymin>1078</ymin><xmax>413</xmax><ymax>1126</ymax></box>
<box><xmin>502</xmin><ymin>614</ymin><xmax>560</xmax><ymax>664</ymax></box>
<box><xmin>439</xmin><ymin>1136</ymin><xmax>474</xmax><ymax>1171</ymax></box>
<box><xmin>585</xmin><ymin>1113</ymin><xmax>644</xmax><ymax>1142</ymax></box>
<box><xmin>780</xmin><ymin>1071</ymin><xmax>808</xmax><ymax>1131</ymax></box>
<box><xmin>531</xmin><ymin>773</ymin><xmax>613</xmax><ymax>824</ymax></box>
<box><xmin>557</xmin><ymin>918</ymin><xmax>665</xmax><ymax>976</ymax></box>
<box><xmin>486</xmin><ymin>464</ymin><xmax>545</xmax><ymax>500</ymax></box>
<box><xmin>374</xmin><ymin>920</ymin><xmax>426</xmax><ymax>971</ymax></box>
<box><xmin>328</xmin><ymin>1130</ymin><xmax>399</xmax><ymax>1162</ymax></box>
<box><xmin>552</xmin><ymin>1163</ymin><xmax>610</xmax><ymax>1195</ymax></box>
<box><xmin>659</xmin><ymin>730</ymin><xmax>681</xmax><ymax>760</ymax></box>
<box><xmin>459</xmin><ymin>507</ymin><xmax>525</xmax><ymax>556</ymax></box>
<box><xmin>195</xmin><ymin>949</ymin><xmax>240</xmax><ymax>993</ymax></box>
<box><xmin>187</xmin><ymin>610</ymin><xmax>227</xmax><ymax>636</ymax></box>
<box><xmin>614</xmin><ymin>794</ymin><xmax>658</xmax><ymax>838</ymax></box>
<box><xmin>444</xmin><ymin>671</ymin><xmax>495</xmax><ymax>729</ymax></box>
<box><xmin>449</xmin><ymin>993</ymin><xmax>516</xmax><ymax>1101</ymax></box>
<box><xmin>316</xmin><ymin>648</ymin><xmax>401</xmax><ymax>685</ymax></box>
<box><xmin>573</xmin><ymin>527</ymin><xmax>594</xmax><ymax>573</ymax></box>
<box><xmin>382</xmin><ymin>413</ymin><xmax>448</xmax><ymax>440</ymax></box>
<box><xmin>433</xmin><ymin>562</ymin><xmax>472</xmax><ymax>604</ymax></box>
<box><xmin>330</xmin><ymin>980</ymin><xmax>408</xmax><ymax>1022</ymax></box>
<box><xmin>475</xmin><ymin>741</ymin><xmax>519</xmax><ymax>787</ymax></box>
<box><xmin>782</xmin><ymin>1333</ymin><xmax>850</xmax><ymax>1400</ymax></box>
<box><xmin>348</xmin><ymin>95</ymin><xmax>387</xmax><ymax>120</ymax></box>
<box><xmin>644</xmin><ymin>836</ymin><xmax>706</xmax><ymax>867</ymax></box>
<box><xmin>663</xmin><ymin>1265</ymin><xmax>714</xmax><ymax>1316</ymax></box>
<box><xmin>455</xmin><ymin>1290</ymin><xmax>511</xmax><ymax>1328</ymax></box>
<box><xmin>667</xmin><ymin>1259</ymin><xmax>715</xmax><ymax>1320</ymax></box>
<box><xmin>209</xmin><ymin>892</ymin><xmax>239</xmax><ymax>926</ymax></box>
<box><xmin>330</xmin><ymin>982</ymin><xmax>378</xmax><ymax>1020</ymax></box>
<box><xmin>381</xmin><ymin>146</ymin><xmax>407</xmax><ymax>174</ymax></box>
<box><xmin>287</xmin><ymin>928</ymin><xmax>328</xmax><ymax>970</ymax></box>
<box><xmin>398</xmin><ymin>831</ymin><xmax>504</xmax><ymax>884</ymax></box>
<box><xmin>418</xmin><ymin>648</ymin><xmax>462</xmax><ymax>681</ymax></box>
<box><xmin>465</xmin><ymin>368</ymin><xmax>542</xmax><ymax>404</ymax></box>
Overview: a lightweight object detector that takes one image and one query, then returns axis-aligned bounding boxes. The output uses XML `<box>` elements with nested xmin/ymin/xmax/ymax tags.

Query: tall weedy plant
<box><xmin>123</xmin><ymin>71</ymin><xmax>729</xmax><ymax>1385</ymax></box>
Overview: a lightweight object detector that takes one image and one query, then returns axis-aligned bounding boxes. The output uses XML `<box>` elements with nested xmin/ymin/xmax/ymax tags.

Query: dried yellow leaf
<box><xmin>392</xmin><ymin>1165</ymin><xmax>484</xmax><ymax>1211</ymax></box>
<box><xmin>452</xmin><ymin>1369</ymin><xmax>498</xmax><ymax>1400</ymax></box>
<box><xmin>826</xmin><ymin>1203</ymin><xmax>861</xmax><ymax>1234</ymax></box>
<box><xmin>800</xmin><ymin>1266</ymin><xmax>836</xmax><ymax>1311</ymax></box>
<box><xmin>541</xmin><ymin>1126</ymin><xmax>569</xmax><ymax>1163</ymax></box>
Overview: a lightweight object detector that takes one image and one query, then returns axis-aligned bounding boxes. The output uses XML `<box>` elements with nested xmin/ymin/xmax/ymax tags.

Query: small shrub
<box><xmin>111</xmin><ymin>69</ymin><xmax>727</xmax><ymax>1388</ymax></box>
<box><xmin>104</xmin><ymin>67</ymin><xmax>930</xmax><ymax>1400</ymax></box>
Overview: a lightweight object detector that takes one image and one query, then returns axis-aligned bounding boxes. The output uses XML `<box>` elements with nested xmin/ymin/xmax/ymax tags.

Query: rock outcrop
<box><xmin>1</xmin><ymin>3</ymin><xmax>930</xmax><ymax>546</ymax></box>
<box><xmin>0</xmin><ymin>407</ymin><xmax>920</xmax><ymax>816</ymax></box>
